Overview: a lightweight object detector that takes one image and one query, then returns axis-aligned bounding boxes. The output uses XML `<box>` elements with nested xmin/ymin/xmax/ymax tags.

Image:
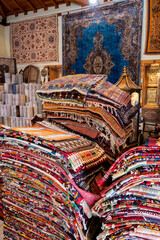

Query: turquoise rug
<box><xmin>62</xmin><ymin>0</ymin><xmax>143</xmax><ymax>85</ymax></box>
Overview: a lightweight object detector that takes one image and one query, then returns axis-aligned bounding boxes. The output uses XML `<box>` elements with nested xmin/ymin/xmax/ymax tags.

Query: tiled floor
<box><xmin>0</xmin><ymin>221</ymin><xmax>3</xmax><ymax>239</ymax></box>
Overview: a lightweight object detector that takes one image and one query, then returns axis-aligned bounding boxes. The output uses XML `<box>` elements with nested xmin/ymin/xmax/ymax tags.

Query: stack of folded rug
<box><xmin>37</xmin><ymin>74</ymin><xmax>137</xmax><ymax>156</ymax></box>
<box><xmin>0</xmin><ymin>177</ymin><xmax>3</xmax><ymax>219</ymax></box>
<box><xmin>92</xmin><ymin>146</ymin><xmax>160</xmax><ymax>240</ymax></box>
<box><xmin>0</xmin><ymin>120</ymin><xmax>110</xmax><ymax>239</ymax></box>
<box><xmin>0</xmin><ymin>74</ymin><xmax>138</xmax><ymax>239</ymax></box>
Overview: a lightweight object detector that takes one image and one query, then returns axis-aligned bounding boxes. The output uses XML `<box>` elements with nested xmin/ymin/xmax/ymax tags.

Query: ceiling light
<box><xmin>89</xmin><ymin>0</ymin><xmax>98</xmax><ymax>5</ymax></box>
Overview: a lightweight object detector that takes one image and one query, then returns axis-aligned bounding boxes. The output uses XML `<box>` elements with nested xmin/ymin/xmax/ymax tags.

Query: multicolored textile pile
<box><xmin>0</xmin><ymin>120</ymin><xmax>110</xmax><ymax>239</ymax></box>
<box><xmin>0</xmin><ymin>74</ymin><xmax>139</xmax><ymax>239</ymax></box>
<box><xmin>92</xmin><ymin>146</ymin><xmax>160</xmax><ymax>240</ymax></box>
<box><xmin>37</xmin><ymin>74</ymin><xmax>137</xmax><ymax>156</ymax></box>
<box><xmin>1</xmin><ymin>126</ymin><xmax>160</xmax><ymax>239</ymax></box>
<box><xmin>0</xmin><ymin>177</ymin><xmax>3</xmax><ymax>219</ymax></box>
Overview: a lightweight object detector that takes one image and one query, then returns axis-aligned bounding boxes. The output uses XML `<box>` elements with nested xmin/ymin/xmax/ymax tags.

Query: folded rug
<box><xmin>92</xmin><ymin>146</ymin><xmax>160</xmax><ymax>240</ymax></box>
<box><xmin>37</xmin><ymin>74</ymin><xmax>137</xmax><ymax>155</ymax></box>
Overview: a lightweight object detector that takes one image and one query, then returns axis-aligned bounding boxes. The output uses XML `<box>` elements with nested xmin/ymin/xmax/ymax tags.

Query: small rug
<box><xmin>145</xmin><ymin>0</ymin><xmax>160</xmax><ymax>54</ymax></box>
<box><xmin>145</xmin><ymin>137</ymin><xmax>160</xmax><ymax>146</ymax></box>
<box><xmin>11</xmin><ymin>14</ymin><xmax>58</xmax><ymax>63</ymax></box>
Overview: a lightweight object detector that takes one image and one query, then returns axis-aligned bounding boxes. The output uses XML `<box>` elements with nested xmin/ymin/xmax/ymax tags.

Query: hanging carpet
<box><xmin>62</xmin><ymin>0</ymin><xmax>143</xmax><ymax>84</ymax></box>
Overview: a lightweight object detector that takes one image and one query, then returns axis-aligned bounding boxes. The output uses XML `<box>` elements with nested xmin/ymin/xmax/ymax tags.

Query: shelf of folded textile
<box><xmin>140</xmin><ymin>60</ymin><xmax>160</xmax><ymax>126</ymax></box>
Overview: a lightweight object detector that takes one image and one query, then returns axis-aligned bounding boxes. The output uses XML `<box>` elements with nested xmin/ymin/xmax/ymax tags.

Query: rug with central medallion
<box><xmin>62</xmin><ymin>0</ymin><xmax>143</xmax><ymax>84</ymax></box>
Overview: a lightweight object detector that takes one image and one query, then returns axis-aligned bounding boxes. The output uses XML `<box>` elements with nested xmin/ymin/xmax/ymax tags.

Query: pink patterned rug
<box><xmin>11</xmin><ymin>14</ymin><xmax>58</xmax><ymax>64</ymax></box>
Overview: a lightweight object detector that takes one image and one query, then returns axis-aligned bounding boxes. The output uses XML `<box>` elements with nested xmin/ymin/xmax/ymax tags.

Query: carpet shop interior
<box><xmin>0</xmin><ymin>0</ymin><xmax>160</xmax><ymax>239</ymax></box>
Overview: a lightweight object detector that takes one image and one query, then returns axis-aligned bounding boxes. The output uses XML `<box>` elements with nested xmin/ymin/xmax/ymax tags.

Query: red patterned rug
<box><xmin>11</xmin><ymin>14</ymin><xmax>58</xmax><ymax>63</ymax></box>
<box><xmin>145</xmin><ymin>137</ymin><xmax>160</xmax><ymax>146</ymax></box>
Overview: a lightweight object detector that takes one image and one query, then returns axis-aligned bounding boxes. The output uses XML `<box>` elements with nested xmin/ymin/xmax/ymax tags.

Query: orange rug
<box><xmin>145</xmin><ymin>0</ymin><xmax>160</xmax><ymax>54</ymax></box>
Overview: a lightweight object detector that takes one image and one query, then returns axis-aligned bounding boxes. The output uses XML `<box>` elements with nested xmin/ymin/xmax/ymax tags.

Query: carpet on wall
<box><xmin>11</xmin><ymin>14</ymin><xmax>58</xmax><ymax>64</ymax></box>
<box><xmin>145</xmin><ymin>0</ymin><xmax>160</xmax><ymax>54</ymax></box>
<box><xmin>62</xmin><ymin>0</ymin><xmax>143</xmax><ymax>85</ymax></box>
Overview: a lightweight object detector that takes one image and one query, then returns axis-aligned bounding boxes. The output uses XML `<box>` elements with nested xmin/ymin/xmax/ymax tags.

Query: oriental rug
<box><xmin>62</xmin><ymin>0</ymin><xmax>143</xmax><ymax>85</ymax></box>
<box><xmin>11</xmin><ymin>14</ymin><xmax>58</xmax><ymax>64</ymax></box>
<box><xmin>145</xmin><ymin>0</ymin><xmax>160</xmax><ymax>54</ymax></box>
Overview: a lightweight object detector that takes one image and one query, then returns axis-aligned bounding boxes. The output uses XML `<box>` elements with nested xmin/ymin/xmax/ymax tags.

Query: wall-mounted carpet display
<box><xmin>62</xmin><ymin>0</ymin><xmax>143</xmax><ymax>85</ymax></box>
<box><xmin>11</xmin><ymin>14</ymin><xmax>58</xmax><ymax>64</ymax></box>
<box><xmin>145</xmin><ymin>0</ymin><xmax>160</xmax><ymax>54</ymax></box>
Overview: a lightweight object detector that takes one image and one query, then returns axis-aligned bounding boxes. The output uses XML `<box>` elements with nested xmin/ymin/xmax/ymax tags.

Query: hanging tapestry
<box><xmin>145</xmin><ymin>0</ymin><xmax>160</xmax><ymax>54</ymax></box>
<box><xmin>11</xmin><ymin>14</ymin><xmax>58</xmax><ymax>64</ymax></box>
<box><xmin>62</xmin><ymin>0</ymin><xmax>143</xmax><ymax>85</ymax></box>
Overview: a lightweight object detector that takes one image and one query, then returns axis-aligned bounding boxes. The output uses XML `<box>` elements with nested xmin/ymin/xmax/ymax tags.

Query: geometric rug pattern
<box><xmin>11</xmin><ymin>14</ymin><xmax>58</xmax><ymax>63</ymax></box>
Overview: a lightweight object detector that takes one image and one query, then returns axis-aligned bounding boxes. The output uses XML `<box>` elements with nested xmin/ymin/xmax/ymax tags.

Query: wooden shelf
<box><xmin>44</xmin><ymin>65</ymin><xmax>62</xmax><ymax>81</ymax></box>
<box><xmin>141</xmin><ymin>60</ymin><xmax>160</xmax><ymax>124</ymax></box>
<box><xmin>143</xmin><ymin>105</ymin><xmax>159</xmax><ymax>108</ymax></box>
<box><xmin>146</xmin><ymin>84</ymin><xmax>158</xmax><ymax>87</ymax></box>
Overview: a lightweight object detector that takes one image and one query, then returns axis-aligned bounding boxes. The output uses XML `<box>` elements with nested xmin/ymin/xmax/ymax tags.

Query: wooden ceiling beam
<box><xmin>0</xmin><ymin>1</ymin><xmax>6</xmax><ymax>21</ymax></box>
<box><xmin>69</xmin><ymin>0</ymin><xmax>89</xmax><ymax>6</ymax></box>
<box><xmin>1</xmin><ymin>0</ymin><xmax>12</xmax><ymax>12</ymax></box>
<box><xmin>0</xmin><ymin>19</ymin><xmax>10</xmax><ymax>26</ymax></box>
<box><xmin>11</xmin><ymin>0</ymin><xmax>27</xmax><ymax>15</ymax></box>
<box><xmin>26</xmin><ymin>0</ymin><xmax>37</xmax><ymax>13</ymax></box>
<box><xmin>65</xmin><ymin>0</ymin><xmax>71</xmax><ymax>6</ymax></box>
<box><xmin>1</xmin><ymin>0</ymin><xmax>18</xmax><ymax>16</ymax></box>
<box><xmin>50</xmin><ymin>0</ymin><xmax>58</xmax><ymax>9</ymax></box>
<box><xmin>38</xmin><ymin>0</ymin><xmax>48</xmax><ymax>10</ymax></box>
